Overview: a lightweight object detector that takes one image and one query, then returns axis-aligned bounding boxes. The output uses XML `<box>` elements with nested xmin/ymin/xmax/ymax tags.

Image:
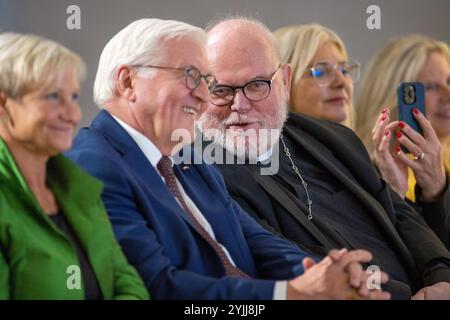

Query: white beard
<box><xmin>198</xmin><ymin>103</ymin><xmax>288</xmax><ymax>162</ymax></box>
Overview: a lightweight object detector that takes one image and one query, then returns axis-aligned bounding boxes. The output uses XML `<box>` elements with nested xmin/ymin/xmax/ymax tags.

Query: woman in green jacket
<box><xmin>0</xmin><ymin>32</ymin><xmax>149</xmax><ymax>300</ymax></box>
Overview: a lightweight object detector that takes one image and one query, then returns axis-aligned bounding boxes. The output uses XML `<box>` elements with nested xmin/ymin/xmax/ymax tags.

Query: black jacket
<box><xmin>214</xmin><ymin>112</ymin><xmax>450</xmax><ymax>294</ymax></box>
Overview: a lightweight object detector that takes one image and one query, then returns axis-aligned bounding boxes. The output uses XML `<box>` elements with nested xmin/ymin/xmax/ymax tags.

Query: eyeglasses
<box><xmin>130</xmin><ymin>64</ymin><xmax>217</xmax><ymax>92</ymax></box>
<box><xmin>302</xmin><ymin>59</ymin><xmax>361</xmax><ymax>86</ymax></box>
<box><xmin>210</xmin><ymin>64</ymin><xmax>282</xmax><ymax>107</ymax></box>
<box><xmin>423</xmin><ymin>77</ymin><xmax>450</xmax><ymax>94</ymax></box>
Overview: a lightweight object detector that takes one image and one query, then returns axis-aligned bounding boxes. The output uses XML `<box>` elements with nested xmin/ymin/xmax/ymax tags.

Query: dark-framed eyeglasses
<box><xmin>210</xmin><ymin>64</ymin><xmax>282</xmax><ymax>107</ymax></box>
<box><xmin>130</xmin><ymin>64</ymin><xmax>217</xmax><ymax>92</ymax></box>
<box><xmin>302</xmin><ymin>59</ymin><xmax>361</xmax><ymax>86</ymax></box>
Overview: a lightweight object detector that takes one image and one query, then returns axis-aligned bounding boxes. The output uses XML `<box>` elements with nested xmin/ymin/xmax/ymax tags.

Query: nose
<box><xmin>62</xmin><ymin>98</ymin><xmax>82</xmax><ymax>125</ymax></box>
<box><xmin>329</xmin><ymin>68</ymin><xmax>347</xmax><ymax>89</ymax></box>
<box><xmin>229</xmin><ymin>89</ymin><xmax>251</xmax><ymax>113</ymax></box>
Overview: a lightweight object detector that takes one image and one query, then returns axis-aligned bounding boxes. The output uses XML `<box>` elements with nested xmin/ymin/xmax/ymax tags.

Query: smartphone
<box><xmin>397</xmin><ymin>82</ymin><xmax>426</xmax><ymax>152</ymax></box>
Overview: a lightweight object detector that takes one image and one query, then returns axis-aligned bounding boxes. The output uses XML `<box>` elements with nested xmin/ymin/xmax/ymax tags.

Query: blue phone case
<box><xmin>397</xmin><ymin>82</ymin><xmax>426</xmax><ymax>135</ymax></box>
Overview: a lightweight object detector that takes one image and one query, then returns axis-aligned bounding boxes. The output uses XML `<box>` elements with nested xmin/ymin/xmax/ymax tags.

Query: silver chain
<box><xmin>279</xmin><ymin>134</ymin><xmax>313</xmax><ymax>220</ymax></box>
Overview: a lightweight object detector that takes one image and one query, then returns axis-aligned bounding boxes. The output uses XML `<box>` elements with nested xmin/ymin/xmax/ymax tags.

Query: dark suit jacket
<box><xmin>214</xmin><ymin>112</ymin><xmax>450</xmax><ymax>294</ymax></box>
<box><xmin>66</xmin><ymin>110</ymin><xmax>309</xmax><ymax>300</ymax></box>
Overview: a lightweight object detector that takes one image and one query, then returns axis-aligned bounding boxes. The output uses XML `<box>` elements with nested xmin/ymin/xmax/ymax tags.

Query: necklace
<box><xmin>279</xmin><ymin>134</ymin><xmax>313</xmax><ymax>220</ymax></box>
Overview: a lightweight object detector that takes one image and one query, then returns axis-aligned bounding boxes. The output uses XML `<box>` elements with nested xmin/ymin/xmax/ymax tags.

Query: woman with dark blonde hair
<box><xmin>274</xmin><ymin>23</ymin><xmax>360</xmax><ymax>127</ymax></box>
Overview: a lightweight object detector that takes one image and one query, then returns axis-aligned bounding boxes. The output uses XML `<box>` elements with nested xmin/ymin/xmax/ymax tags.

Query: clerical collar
<box><xmin>256</xmin><ymin>147</ymin><xmax>274</xmax><ymax>164</ymax></box>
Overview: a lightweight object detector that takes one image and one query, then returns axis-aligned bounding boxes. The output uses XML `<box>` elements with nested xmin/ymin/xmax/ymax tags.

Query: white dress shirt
<box><xmin>111</xmin><ymin>114</ymin><xmax>287</xmax><ymax>299</ymax></box>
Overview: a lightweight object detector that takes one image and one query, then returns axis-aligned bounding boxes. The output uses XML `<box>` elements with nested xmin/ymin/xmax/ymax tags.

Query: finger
<box><xmin>337</xmin><ymin>249</ymin><xmax>373</xmax><ymax>269</ymax></box>
<box><xmin>302</xmin><ymin>257</ymin><xmax>316</xmax><ymax>271</ymax></box>
<box><xmin>372</xmin><ymin>111</ymin><xmax>389</xmax><ymax>144</ymax></box>
<box><xmin>328</xmin><ymin>248</ymin><xmax>346</xmax><ymax>262</ymax></box>
<box><xmin>398</xmin><ymin>121</ymin><xmax>426</xmax><ymax>150</ymax></box>
<box><xmin>384</xmin><ymin>121</ymin><xmax>401</xmax><ymax>131</ymax></box>
<box><xmin>377</xmin><ymin>122</ymin><xmax>402</xmax><ymax>160</ymax></box>
<box><xmin>347</xmin><ymin>262</ymin><xmax>364</xmax><ymax>288</ymax></box>
<box><xmin>380</xmin><ymin>271</ymin><xmax>389</xmax><ymax>284</ymax></box>
<box><xmin>358</xmin><ymin>272</ymin><xmax>371</xmax><ymax>297</ymax></box>
<box><xmin>371</xmin><ymin>108</ymin><xmax>389</xmax><ymax>136</ymax></box>
<box><xmin>412</xmin><ymin>290</ymin><xmax>425</xmax><ymax>300</ymax></box>
<box><xmin>367</xmin><ymin>290</ymin><xmax>391</xmax><ymax>300</ymax></box>
<box><xmin>395</xmin><ymin>147</ymin><xmax>421</xmax><ymax>171</ymax></box>
<box><xmin>358</xmin><ymin>269</ymin><xmax>390</xmax><ymax>297</ymax></box>
<box><xmin>412</xmin><ymin>107</ymin><xmax>439</xmax><ymax>142</ymax></box>
<box><xmin>378</xmin><ymin>129</ymin><xmax>394</xmax><ymax>160</ymax></box>
<box><xmin>375</xmin><ymin>122</ymin><xmax>398</xmax><ymax>150</ymax></box>
<box><xmin>396</xmin><ymin>130</ymin><xmax>423</xmax><ymax>159</ymax></box>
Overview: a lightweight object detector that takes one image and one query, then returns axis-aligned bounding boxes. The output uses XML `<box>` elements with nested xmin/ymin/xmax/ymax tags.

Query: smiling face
<box><xmin>417</xmin><ymin>51</ymin><xmax>450</xmax><ymax>142</ymax></box>
<box><xmin>199</xmin><ymin>22</ymin><xmax>290</xmax><ymax>159</ymax></box>
<box><xmin>291</xmin><ymin>41</ymin><xmax>353</xmax><ymax>124</ymax></box>
<box><xmin>0</xmin><ymin>71</ymin><xmax>81</xmax><ymax>157</ymax></box>
<box><xmin>130</xmin><ymin>36</ymin><xmax>211</xmax><ymax>155</ymax></box>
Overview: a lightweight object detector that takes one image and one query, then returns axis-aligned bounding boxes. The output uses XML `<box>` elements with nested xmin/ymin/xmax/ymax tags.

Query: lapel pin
<box><xmin>182</xmin><ymin>165</ymin><xmax>189</xmax><ymax>171</ymax></box>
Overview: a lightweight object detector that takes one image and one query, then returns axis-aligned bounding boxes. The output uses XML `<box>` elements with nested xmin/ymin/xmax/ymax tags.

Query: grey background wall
<box><xmin>1</xmin><ymin>0</ymin><xmax>449</xmax><ymax>128</ymax></box>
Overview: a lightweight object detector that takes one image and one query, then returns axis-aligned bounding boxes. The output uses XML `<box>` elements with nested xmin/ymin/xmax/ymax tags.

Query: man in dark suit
<box><xmin>198</xmin><ymin>17</ymin><xmax>450</xmax><ymax>299</ymax></box>
<box><xmin>66</xmin><ymin>18</ymin><xmax>387</xmax><ymax>300</ymax></box>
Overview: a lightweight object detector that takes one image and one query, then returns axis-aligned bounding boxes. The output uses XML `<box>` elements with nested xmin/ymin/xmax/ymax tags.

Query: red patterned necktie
<box><xmin>157</xmin><ymin>156</ymin><xmax>250</xmax><ymax>278</ymax></box>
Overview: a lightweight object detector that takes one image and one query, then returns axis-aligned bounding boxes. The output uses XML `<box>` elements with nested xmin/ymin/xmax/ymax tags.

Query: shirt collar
<box><xmin>111</xmin><ymin>114</ymin><xmax>173</xmax><ymax>168</ymax></box>
<box><xmin>256</xmin><ymin>146</ymin><xmax>274</xmax><ymax>163</ymax></box>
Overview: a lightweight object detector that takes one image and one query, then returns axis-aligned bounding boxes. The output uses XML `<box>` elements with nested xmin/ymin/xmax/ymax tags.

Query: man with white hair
<box><xmin>66</xmin><ymin>18</ymin><xmax>389</xmax><ymax>300</ymax></box>
<box><xmin>199</xmin><ymin>17</ymin><xmax>450</xmax><ymax>299</ymax></box>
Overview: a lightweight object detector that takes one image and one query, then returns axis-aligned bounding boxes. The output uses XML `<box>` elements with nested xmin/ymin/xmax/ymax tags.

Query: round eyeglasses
<box><xmin>302</xmin><ymin>59</ymin><xmax>361</xmax><ymax>87</ymax></box>
<box><xmin>210</xmin><ymin>64</ymin><xmax>282</xmax><ymax>107</ymax></box>
<box><xmin>130</xmin><ymin>64</ymin><xmax>217</xmax><ymax>92</ymax></box>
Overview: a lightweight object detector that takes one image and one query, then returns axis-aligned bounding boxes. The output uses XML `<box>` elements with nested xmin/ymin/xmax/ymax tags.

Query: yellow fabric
<box><xmin>444</xmin><ymin>145</ymin><xmax>450</xmax><ymax>175</ymax></box>
<box><xmin>406</xmin><ymin>167</ymin><xmax>417</xmax><ymax>203</ymax></box>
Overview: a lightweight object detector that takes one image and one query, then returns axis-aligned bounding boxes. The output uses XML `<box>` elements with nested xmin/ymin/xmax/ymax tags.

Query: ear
<box><xmin>281</xmin><ymin>63</ymin><xmax>292</xmax><ymax>96</ymax></box>
<box><xmin>115</xmin><ymin>65</ymin><xmax>136</xmax><ymax>102</ymax></box>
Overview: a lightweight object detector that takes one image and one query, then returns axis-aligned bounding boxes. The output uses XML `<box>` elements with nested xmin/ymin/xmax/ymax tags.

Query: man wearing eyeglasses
<box><xmin>66</xmin><ymin>18</ymin><xmax>390</xmax><ymax>300</ymax></box>
<box><xmin>198</xmin><ymin>17</ymin><xmax>450</xmax><ymax>299</ymax></box>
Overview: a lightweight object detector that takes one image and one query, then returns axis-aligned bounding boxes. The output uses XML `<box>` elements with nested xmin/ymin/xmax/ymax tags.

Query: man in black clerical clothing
<box><xmin>198</xmin><ymin>17</ymin><xmax>450</xmax><ymax>300</ymax></box>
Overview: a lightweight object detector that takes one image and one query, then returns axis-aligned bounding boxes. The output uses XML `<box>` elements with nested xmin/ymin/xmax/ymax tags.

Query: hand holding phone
<box><xmin>397</xmin><ymin>82</ymin><xmax>426</xmax><ymax>134</ymax></box>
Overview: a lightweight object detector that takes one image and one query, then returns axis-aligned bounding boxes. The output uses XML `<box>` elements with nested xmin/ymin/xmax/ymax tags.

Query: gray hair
<box><xmin>205</xmin><ymin>15</ymin><xmax>282</xmax><ymax>60</ymax></box>
<box><xmin>93</xmin><ymin>18</ymin><xmax>206</xmax><ymax>107</ymax></box>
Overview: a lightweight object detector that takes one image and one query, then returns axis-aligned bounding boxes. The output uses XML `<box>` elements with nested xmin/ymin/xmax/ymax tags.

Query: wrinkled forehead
<box><xmin>206</xmin><ymin>30</ymin><xmax>279</xmax><ymax>83</ymax></box>
<box><xmin>160</xmin><ymin>36</ymin><xmax>210</xmax><ymax>72</ymax></box>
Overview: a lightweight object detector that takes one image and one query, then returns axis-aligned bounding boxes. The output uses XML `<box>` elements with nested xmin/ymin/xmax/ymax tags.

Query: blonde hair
<box><xmin>354</xmin><ymin>34</ymin><xmax>450</xmax><ymax>157</ymax></box>
<box><xmin>93</xmin><ymin>18</ymin><xmax>206</xmax><ymax>107</ymax></box>
<box><xmin>274</xmin><ymin>24</ymin><xmax>352</xmax><ymax>126</ymax></box>
<box><xmin>0</xmin><ymin>32</ymin><xmax>86</xmax><ymax>99</ymax></box>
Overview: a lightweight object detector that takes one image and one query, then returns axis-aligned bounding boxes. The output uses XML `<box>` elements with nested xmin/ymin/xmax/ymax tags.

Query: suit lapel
<box><xmin>91</xmin><ymin>111</ymin><xmax>203</xmax><ymax>235</ymax></box>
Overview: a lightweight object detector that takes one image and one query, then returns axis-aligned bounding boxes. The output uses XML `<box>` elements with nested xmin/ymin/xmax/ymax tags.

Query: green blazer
<box><xmin>0</xmin><ymin>139</ymin><xmax>149</xmax><ymax>300</ymax></box>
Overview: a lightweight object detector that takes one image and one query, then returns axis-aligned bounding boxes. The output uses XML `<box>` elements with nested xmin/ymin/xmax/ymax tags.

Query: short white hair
<box><xmin>93</xmin><ymin>18</ymin><xmax>206</xmax><ymax>107</ymax></box>
<box><xmin>205</xmin><ymin>15</ymin><xmax>282</xmax><ymax>60</ymax></box>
